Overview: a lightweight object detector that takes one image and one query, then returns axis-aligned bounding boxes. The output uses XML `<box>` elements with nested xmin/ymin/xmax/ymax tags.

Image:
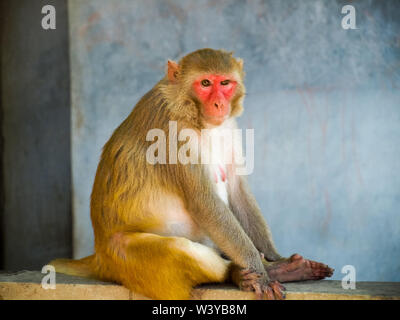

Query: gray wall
<box><xmin>1</xmin><ymin>0</ymin><xmax>72</xmax><ymax>270</ymax></box>
<box><xmin>69</xmin><ymin>0</ymin><xmax>400</xmax><ymax>281</ymax></box>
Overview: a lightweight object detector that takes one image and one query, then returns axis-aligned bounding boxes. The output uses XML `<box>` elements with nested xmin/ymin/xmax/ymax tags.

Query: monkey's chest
<box><xmin>210</xmin><ymin>164</ymin><xmax>229</xmax><ymax>204</ymax></box>
<box><xmin>204</xmin><ymin>128</ymin><xmax>230</xmax><ymax>205</ymax></box>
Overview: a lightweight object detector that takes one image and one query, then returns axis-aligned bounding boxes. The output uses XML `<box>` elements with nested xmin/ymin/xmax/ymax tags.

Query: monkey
<box><xmin>51</xmin><ymin>48</ymin><xmax>333</xmax><ymax>300</ymax></box>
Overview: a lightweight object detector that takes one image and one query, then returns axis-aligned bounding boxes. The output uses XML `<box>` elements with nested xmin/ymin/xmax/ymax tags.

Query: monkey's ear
<box><xmin>237</xmin><ymin>58</ymin><xmax>244</xmax><ymax>69</ymax></box>
<box><xmin>167</xmin><ymin>60</ymin><xmax>180</xmax><ymax>83</ymax></box>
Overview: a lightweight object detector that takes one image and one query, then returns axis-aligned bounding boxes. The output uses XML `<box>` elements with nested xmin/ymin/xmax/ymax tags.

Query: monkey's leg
<box><xmin>99</xmin><ymin>232</ymin><xmax>231</xmax><ymax>300</ymax></box>
<box><xmin>262</xmin><ymin>254</ymin><xmax>334</xmax><ymax>283</ymax></box>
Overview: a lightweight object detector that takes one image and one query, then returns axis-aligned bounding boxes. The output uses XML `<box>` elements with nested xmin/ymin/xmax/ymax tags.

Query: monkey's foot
<box><xmin>239</xmin><ymin>269</ymin><xmax>286</xmax><ymax>300</ymax></box>
<box><xmin>266</xmin><ymin>254</ymin><xmax>334</xmax><ymax>283</ymax></box>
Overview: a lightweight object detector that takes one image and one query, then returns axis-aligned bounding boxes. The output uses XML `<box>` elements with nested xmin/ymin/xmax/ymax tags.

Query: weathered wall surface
<box><xmin>69</xmin><ymin>0</ymin><xmax>400</xmax><ymax>281</ymax></box>
<box><xmin>1</xmin><ymin>0</ymin><xmax>72</xmax><ymax>270</ymax></box>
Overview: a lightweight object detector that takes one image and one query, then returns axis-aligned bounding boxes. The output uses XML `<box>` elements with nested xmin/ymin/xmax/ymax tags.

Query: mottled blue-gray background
<box><xmin>69</xmin><ymin>0</ymin><xmax>400</xmax><ymax>281</ymax></box>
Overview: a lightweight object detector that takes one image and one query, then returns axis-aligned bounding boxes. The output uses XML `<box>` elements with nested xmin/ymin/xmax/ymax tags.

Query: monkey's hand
<box><xmin>238</xmin><ymin>268</ymin><xmax>286</xmax><ymax>300</ymax></box>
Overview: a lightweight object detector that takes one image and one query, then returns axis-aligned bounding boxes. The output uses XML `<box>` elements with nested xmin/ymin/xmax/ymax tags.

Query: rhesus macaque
<box><xmin>51</xmin><ymin>49</ymin><xmax>333</xmax><ymax>300</ymax></box>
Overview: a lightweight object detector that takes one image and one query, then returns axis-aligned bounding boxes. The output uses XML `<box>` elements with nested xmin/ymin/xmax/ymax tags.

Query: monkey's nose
<box><xmin>214</xmin><ymin>102</ymin><xmax>222</xmax><ymax>109</ymax></box>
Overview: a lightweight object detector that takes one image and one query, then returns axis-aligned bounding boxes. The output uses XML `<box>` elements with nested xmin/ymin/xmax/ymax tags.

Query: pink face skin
<box><xmin>192</xmin><ymin>74</ymin><xmax>237</xmax><ymax>126</ymax></box>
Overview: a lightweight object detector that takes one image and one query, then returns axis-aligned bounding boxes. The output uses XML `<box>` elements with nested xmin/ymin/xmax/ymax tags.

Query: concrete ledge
<box><xmin>1</xmin><ymin>271</ymin><xmax>399</xmax><ymax>300</ymax></box>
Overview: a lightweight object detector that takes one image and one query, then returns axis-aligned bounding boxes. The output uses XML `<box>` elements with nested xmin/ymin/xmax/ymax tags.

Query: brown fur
<box><xmin>50</xmin><ymin>48</ymin><xmax>284</xmax><ymax>299</ymax></box>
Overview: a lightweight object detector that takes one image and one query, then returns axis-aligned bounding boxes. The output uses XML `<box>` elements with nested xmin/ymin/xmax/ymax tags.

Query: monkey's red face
<box><xmin>192</xmin><ymin>74</ymin><xmax>237</xmax><ymax>126</ymax></box>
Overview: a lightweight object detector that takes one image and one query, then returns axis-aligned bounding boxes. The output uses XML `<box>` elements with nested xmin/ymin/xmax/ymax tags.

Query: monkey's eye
<box><xmin>201</xmin><ymin>79</ymin><xmax>211</xmax><ymax>87</ymax></box>
<box><xmin>220</xmin><ymin>80</ymin><xmax>230</xmax><ymax>86</ymax></box>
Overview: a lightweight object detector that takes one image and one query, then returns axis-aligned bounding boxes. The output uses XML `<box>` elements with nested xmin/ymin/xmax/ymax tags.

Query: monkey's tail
<box><xmin>49</xmin><ymin>255</ymin><xmax>98</xmax><ymax>279</ymax></box>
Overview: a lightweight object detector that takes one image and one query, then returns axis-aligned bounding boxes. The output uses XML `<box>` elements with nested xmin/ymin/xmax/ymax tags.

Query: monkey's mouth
<box><xmin>204</xmin><ymin>115</ymin><xmax>227</xmax><ymax>126</ymax></box>
<box><xmin>202</xmin><ymin>107</ymin><xmax>230</xmax><ymax>126</ymax></box>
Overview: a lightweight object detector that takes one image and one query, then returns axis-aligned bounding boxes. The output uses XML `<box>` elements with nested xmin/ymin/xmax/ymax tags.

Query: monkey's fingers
<box><xmin>265</xmin><ymin>287</ymin><xmax>275</xmax><ymax>300</ymax></box>
<box><xmin>274</xmin><ymin>281</ymin><xmax>286</xmax><ymax>291</ymax></box>
<box><xmin>253</xmin><ymin>282</ymin><xmax>263</xmax><ymax>300</ymax></box>
<box><xmin>263</xmin><ymin>281</ymin><xmax>285</xmax><ymax>300</ymax></box>
<box><xmin>239</xmin><ymin>277</ymin><xmax>266</xmax><ymax>300</ymax></box>
<box><xmin>241</xmin><ymin>279</ymin><xmax>261</xmax><ymax>291</ymax></box>
<box><xmin>240</xmin><ymin>269</ymin><xmax>262</xmax><ymax>281</ymax></box>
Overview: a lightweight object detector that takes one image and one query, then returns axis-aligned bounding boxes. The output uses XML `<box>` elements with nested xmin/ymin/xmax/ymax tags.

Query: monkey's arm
<box><xmin>178</xmin><ymin>165</ymin><xmax>266</xmax><ymax>274</ymax></box>
<box><xmin>228</xmin><ymin>174</ymin><xmax>283</xmax><ymax>262</ymax></box>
